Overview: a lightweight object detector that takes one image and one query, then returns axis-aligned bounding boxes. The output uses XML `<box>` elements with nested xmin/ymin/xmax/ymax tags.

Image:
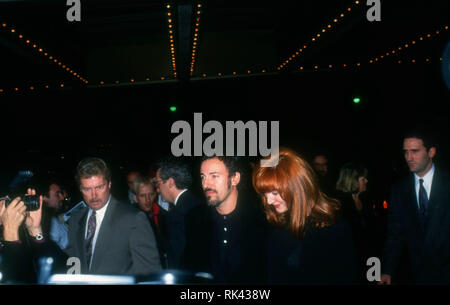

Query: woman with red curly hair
<box><xmin>253</xmin><ymin>147</ymin><xmax>358</xmax><ymax>284</ymax></box>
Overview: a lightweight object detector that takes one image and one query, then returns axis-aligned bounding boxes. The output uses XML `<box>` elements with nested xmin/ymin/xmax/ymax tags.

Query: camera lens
<box><xmin>23</xmin><ymin>195</ymin><xmax>40</xmax><ymax>211</ymax></box>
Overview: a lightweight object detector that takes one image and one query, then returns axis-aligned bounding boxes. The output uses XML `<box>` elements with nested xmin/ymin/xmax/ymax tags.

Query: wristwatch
<box><xmin>33</xmin><ymin>233</ymin><xmax>44</xmax><ymax>241</ymax></box>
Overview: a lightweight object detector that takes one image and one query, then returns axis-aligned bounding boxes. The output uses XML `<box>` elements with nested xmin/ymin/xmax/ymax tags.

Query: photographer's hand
<box><xmin>24</xmin><ymin>188</ymin><xmax>43</xmax><ymax>237</ymax></box>
<box><xmin>1</xmin><ymin>197</ymin><xmax>26</xmax><ymax>241</ymax></box>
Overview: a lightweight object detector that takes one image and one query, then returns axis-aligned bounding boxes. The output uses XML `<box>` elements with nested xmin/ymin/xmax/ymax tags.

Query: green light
<box><xmin>353</xmin><ymin>97</ymin><xmax>361</xmax><ymax>104</ymax></box>
<box><xmin>170</xmin><ymin>106</ymin><xmax>177</xmax><ymax>112</ymax></box>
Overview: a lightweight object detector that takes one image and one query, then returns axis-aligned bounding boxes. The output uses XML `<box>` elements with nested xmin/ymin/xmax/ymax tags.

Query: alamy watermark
<box><xmin>66</xmin><ymin>257</ymin><xmax>81</xmax><ymax>274</ymax></box>
<box><xmin>66</xmin><ymin>1</ymin><xmax>381</xmax><ymax>23</ymax></box>
<box><xmin>366</xmin><ymin>257</ymin><xmax>381</xmax><ymax>282</ymax></box>
<box><xmin>367</xmin><ymin>0</ymin><xmax>381</xmax><ymax>22</ymax></box>
<box><xmin>66</xmin><ymin>0</ymin><xmax>81</xmax><ymax>22</ymax></box>
<box><xmin>170</xmin><ymin>113</ymin><xmax>280</xmax><ymax>167</ymax></box>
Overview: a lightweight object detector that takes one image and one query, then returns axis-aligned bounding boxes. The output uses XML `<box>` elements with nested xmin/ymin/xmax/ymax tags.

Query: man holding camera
<box><xmin>0</xmin><ymin>189</ymin><xmax>67</xmax><ymax>283</ymax></box>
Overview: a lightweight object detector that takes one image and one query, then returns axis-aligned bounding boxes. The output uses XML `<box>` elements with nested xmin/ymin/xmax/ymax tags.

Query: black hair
<box><xmin>156</xmin><ymin>156</ymin><xmax>192</xmax><ymax>189</ymax></box>
<box><xmin>201</xmin><ymin>155</ymin><xmax>242</xmax><ymax>177</ymax></box>
<box><xmin>403</xmin><ymin>127</ymin><xmax>438</xmax><ymax>151</ymax></box>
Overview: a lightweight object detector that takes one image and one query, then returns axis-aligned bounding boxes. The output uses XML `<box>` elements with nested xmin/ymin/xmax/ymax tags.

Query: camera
<box><xmin>1</xmin><ymin>195</ymin><xmax>40</xmax><ymax>211</ymax></box>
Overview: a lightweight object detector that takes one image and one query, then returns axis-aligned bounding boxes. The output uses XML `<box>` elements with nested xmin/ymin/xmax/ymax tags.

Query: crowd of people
<box><xmin>0</xmin><ymin>127</ymin><xmax>449</xmax><ymax>284</ymax></box>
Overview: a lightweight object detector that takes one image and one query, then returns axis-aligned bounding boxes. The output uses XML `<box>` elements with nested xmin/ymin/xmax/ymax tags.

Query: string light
<box><xmin>277</xmin><ymin>1</ymin><xmax>361</xmax><ymax>71</ymax></box>
<box><xmin>296</xmin><ymin>56</ymin><xmax>440</xmax><ymax>73</ymax></box>
<box><xmin>366</xmin><ymin>24</ymin><xmax>448</xmax><ymax>66</ymax></box>
<box><xmin>0</xmin><ymin>21</ymin><xmax>86</xmax><ymax>84</ymax></box>
<box><xmin>166</xmin><ymin>4</ymin><xmax>177</xmax><ymax>77</ymax></box>
<box><xmin>190</xmin><ymin>3</ymin><xmax>202</xmax><ymax>76</ymax></box>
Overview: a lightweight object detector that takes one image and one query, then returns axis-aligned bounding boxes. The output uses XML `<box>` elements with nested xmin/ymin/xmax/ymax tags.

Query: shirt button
<box><xmin>223</xmin><ymin>240</ymin><xmax>227</xmax><ymax>244</ymax></box>
<box><xmin>224</xmin><ymin>227</ymin><xmax>227</xmax><ymax>232</ymax></box>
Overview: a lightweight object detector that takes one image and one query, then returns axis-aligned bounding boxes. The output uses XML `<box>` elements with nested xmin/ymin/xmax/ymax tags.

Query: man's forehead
<box><xmin>137</xmin><ymin>184</ymin><xmax>154</xmax><ymax>193</ymax></box>
<box><xmin>201</xmin><ymin>158</ymin><xmax>228</xmax><ymax>174</ymax></box>
<box><xmin>127</xmin><ymin>172</ymin><xmax>139</xmax><ymax>180</ymax></box>
<box><xmin>49</xmin><ymin>183</ymin><xmax>61</xmax><ymax>191</ymax></box>
<box><xmin>80</xmin><ymin>175</ymin><xmax>106</xmax><ymax>186</ymax></box>
<box><xmin>403</xmin><ymin>137</ymin><xmax>425</xmax><ymax>148</ymax></box>
<box><xmin>314</xmin><ymin>156</ymin><xmax>328</xmax><ymax>163</ymax></box>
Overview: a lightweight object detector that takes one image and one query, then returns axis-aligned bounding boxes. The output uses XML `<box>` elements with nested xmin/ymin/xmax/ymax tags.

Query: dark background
<box><xmin>1</xmin><ymin>0</ymin><xmax>449</xmax><ymax>206</ymax></box>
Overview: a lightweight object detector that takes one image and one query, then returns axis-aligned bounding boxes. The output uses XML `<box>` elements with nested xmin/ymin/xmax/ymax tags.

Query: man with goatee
<box><xmin>182</xmin><ymin>156</ymin><xmax>268</xmax><ymax>284</ymax></box>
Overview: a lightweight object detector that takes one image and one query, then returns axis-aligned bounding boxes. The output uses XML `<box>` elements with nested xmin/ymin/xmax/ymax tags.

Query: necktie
<box><xmin>168</xmin><ymin>202</ymin><xmax>175</xmax><ymax>212</ymax></box>
<box><xmin>85</xmin><ymin>211</ymin><xmax>97</xmax><ymax>269</ymax></box>
<box><xmin>418</xmin><ymin>179</ymin><xmax>429</xmax><ymax>228</ymax></box>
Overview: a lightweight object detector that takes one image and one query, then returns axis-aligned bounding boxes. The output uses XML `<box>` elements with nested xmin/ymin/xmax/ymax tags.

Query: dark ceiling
<box><xmin>1</xmin><ymin>0</ymin><xmax>449</xmax><ymax>87</ymax></box>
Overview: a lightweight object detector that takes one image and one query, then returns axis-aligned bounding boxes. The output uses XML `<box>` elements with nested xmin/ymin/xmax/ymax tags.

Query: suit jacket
<box><xmin>165</xmin><ymin>189</ymin><xmax>201</xmax><ymax>269</ymax></box>
<box><xmin>182</xmin><ymin>192</ymin><xmax>269</xmax><ymax>284</ymax></box>
<box><xmin>382</xmin><ymin>166</ymin><xmax>450</xmax><ymax>283</ymax></box>
<box><xmin>66</xmin><ymin>196</ymin><xmax>161</xmax><ymax>276</ymax></box>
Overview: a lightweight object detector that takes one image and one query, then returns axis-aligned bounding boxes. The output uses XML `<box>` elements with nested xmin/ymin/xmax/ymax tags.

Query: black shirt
<box><xmin>211</xmin><ymin>207</ymin><xmax>242</xmax><ymax>283</ymax></box>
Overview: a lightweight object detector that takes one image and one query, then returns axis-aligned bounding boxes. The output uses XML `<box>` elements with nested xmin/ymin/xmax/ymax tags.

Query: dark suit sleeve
<box><xmin>64</xmin><ymin>213</ymin><xmax>78</xmax><ymax>259</ymax></box>
<box><xmin>381</xmin><ymin>184</ymin><xmax>405</xmax><ymax>276</ymax></box>
<box><xmin>1</xmin><ymin>241</ymin><xmax>34</xmax><ymax>283</ymax></box>
<box><xmin>129</xmin><ymin>211</ymin><xmax>162</xmax><ymax>275</ymax></box>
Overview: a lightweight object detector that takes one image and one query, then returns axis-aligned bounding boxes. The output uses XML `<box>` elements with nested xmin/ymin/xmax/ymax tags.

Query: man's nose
<box><xmin>90</xmin><ymin>189</ymin><xmax>98</xmax><ymax>198</ymax></box>
<box><xmin>405</xmin><ymin>152</ymin><xmax>413</xmax><ymax>161</ymax></box>
<box><xmin>202</xmin><ymin>177</ymin><xmax>211</xmax><ymax>189</ymax></box>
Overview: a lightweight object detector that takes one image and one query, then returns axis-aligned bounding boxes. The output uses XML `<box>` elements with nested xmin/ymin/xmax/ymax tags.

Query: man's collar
<box><xmin>174</xmin><ymin>189</ymin><xmax>188</xmax><ymax>206</ymax></box>
<box><xmin>414</xmin><ymin>163</ymin><xmax>435</xmax><ymax>184</ymax></box>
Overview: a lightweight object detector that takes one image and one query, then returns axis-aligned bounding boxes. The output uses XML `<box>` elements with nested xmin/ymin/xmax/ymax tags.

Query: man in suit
<box><xmin>379</xmin><ymin>129</ymin><xmax>450</xmax><ymax>284</ymax></box>
<box><xmin>155</xmin><ymin>157</ymin><xmax>200</xmax><ymax>269</ymax></box>
<box><xmin>133</xmin><ymin>176</ymin><xmax>168</xmax><ymax>268</ymax></box>
<box><xmin>66</xmin><ymin>157</ymin><xmax>161</xmax><ymax>276</ymax></box>
<box><xmin>183</xmin><ymin>156</ymin><xmax>268</xmax><ymax>284</ymax></box>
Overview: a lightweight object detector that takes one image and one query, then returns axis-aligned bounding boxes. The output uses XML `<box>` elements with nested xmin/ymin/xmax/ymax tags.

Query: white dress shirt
<box><xmin>158</xmin><ymin>194</ymin><xmax>170</xmax><ymax>211</ymax></box>
<box><xmin>85</xmin><ymin>195</ymin><xmax>111</xmax><ymax>267</ymax></box>
<box><xmin>414</xmin><ymin>164</ymin><xmax>434</xmax><ymax>209</ymax></box>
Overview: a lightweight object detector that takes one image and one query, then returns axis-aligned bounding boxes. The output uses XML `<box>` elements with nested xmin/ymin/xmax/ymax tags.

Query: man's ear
<box><xmin>231</xmin><ymin>172</ymin><xmax>241</xmax><ymax>186</ymax></box>
<box><xmin>429</xmin><ymin>147</ymin><xmax>437</xmax><ymax>159</ymax></box>
<box><xmin>133</xmin><ymin>194</ymin><xmax>138</xmax><ymax>202</ymax></box>
<box><xmin>168</xmin><ymin>177</ymin><xmax>175</xmax><ymax>188</ymax></box>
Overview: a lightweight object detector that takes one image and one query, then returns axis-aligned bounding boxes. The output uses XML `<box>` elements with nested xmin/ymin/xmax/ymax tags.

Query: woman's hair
<box><xmin>335</xmin><ymin>162</ymin><xmax>368</xmax><ymax>194</ymax></box>
<box><xmin>252</xmin><ymin>147</ymin><xmax>340</xmax><ymax>238</ymax></box>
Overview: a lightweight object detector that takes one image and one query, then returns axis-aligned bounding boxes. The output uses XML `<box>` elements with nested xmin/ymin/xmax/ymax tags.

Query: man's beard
<box><xmin>204</xmin><ymin>179</ymin><xmax>232</xmax><ymax>208</ymax></box>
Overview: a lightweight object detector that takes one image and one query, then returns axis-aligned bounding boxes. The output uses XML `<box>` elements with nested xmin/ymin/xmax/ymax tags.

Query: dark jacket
<box><xmin>334</xmin><ymin>191</ymin><xmax>378</xmax><ymax>258</ymax></box>
<box><xmin>165</xmin><ymin>190</ymin><xmax>201</xmax><ymax>269</ymax></box>
<box><xmin>66</xmin><ymin>196</ymin><xmax>161</xmax><ymax>276</ymax></box>
<box><xmin>0</xmin><ymin>231</ymin><xmax>68</xmax><ymax>283</ymax></box>
<box><xmin>266</xmin><ymin>217</ymin><xmax>358</xmax><ymax>284</ymax></box>
<box><xmin>182</xmin><ymin>192</ymin><xmax>269</xmax><ymax>284</ymax></box>
<box><xmin>144</xmin><ymin>202</ymin><xmax>169</xmax><ymax>268</ymax></box>
<box><xmin>382</xmin><ymin>167</ymin><xmax>450</xmax><ymax>283</ymax></box>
